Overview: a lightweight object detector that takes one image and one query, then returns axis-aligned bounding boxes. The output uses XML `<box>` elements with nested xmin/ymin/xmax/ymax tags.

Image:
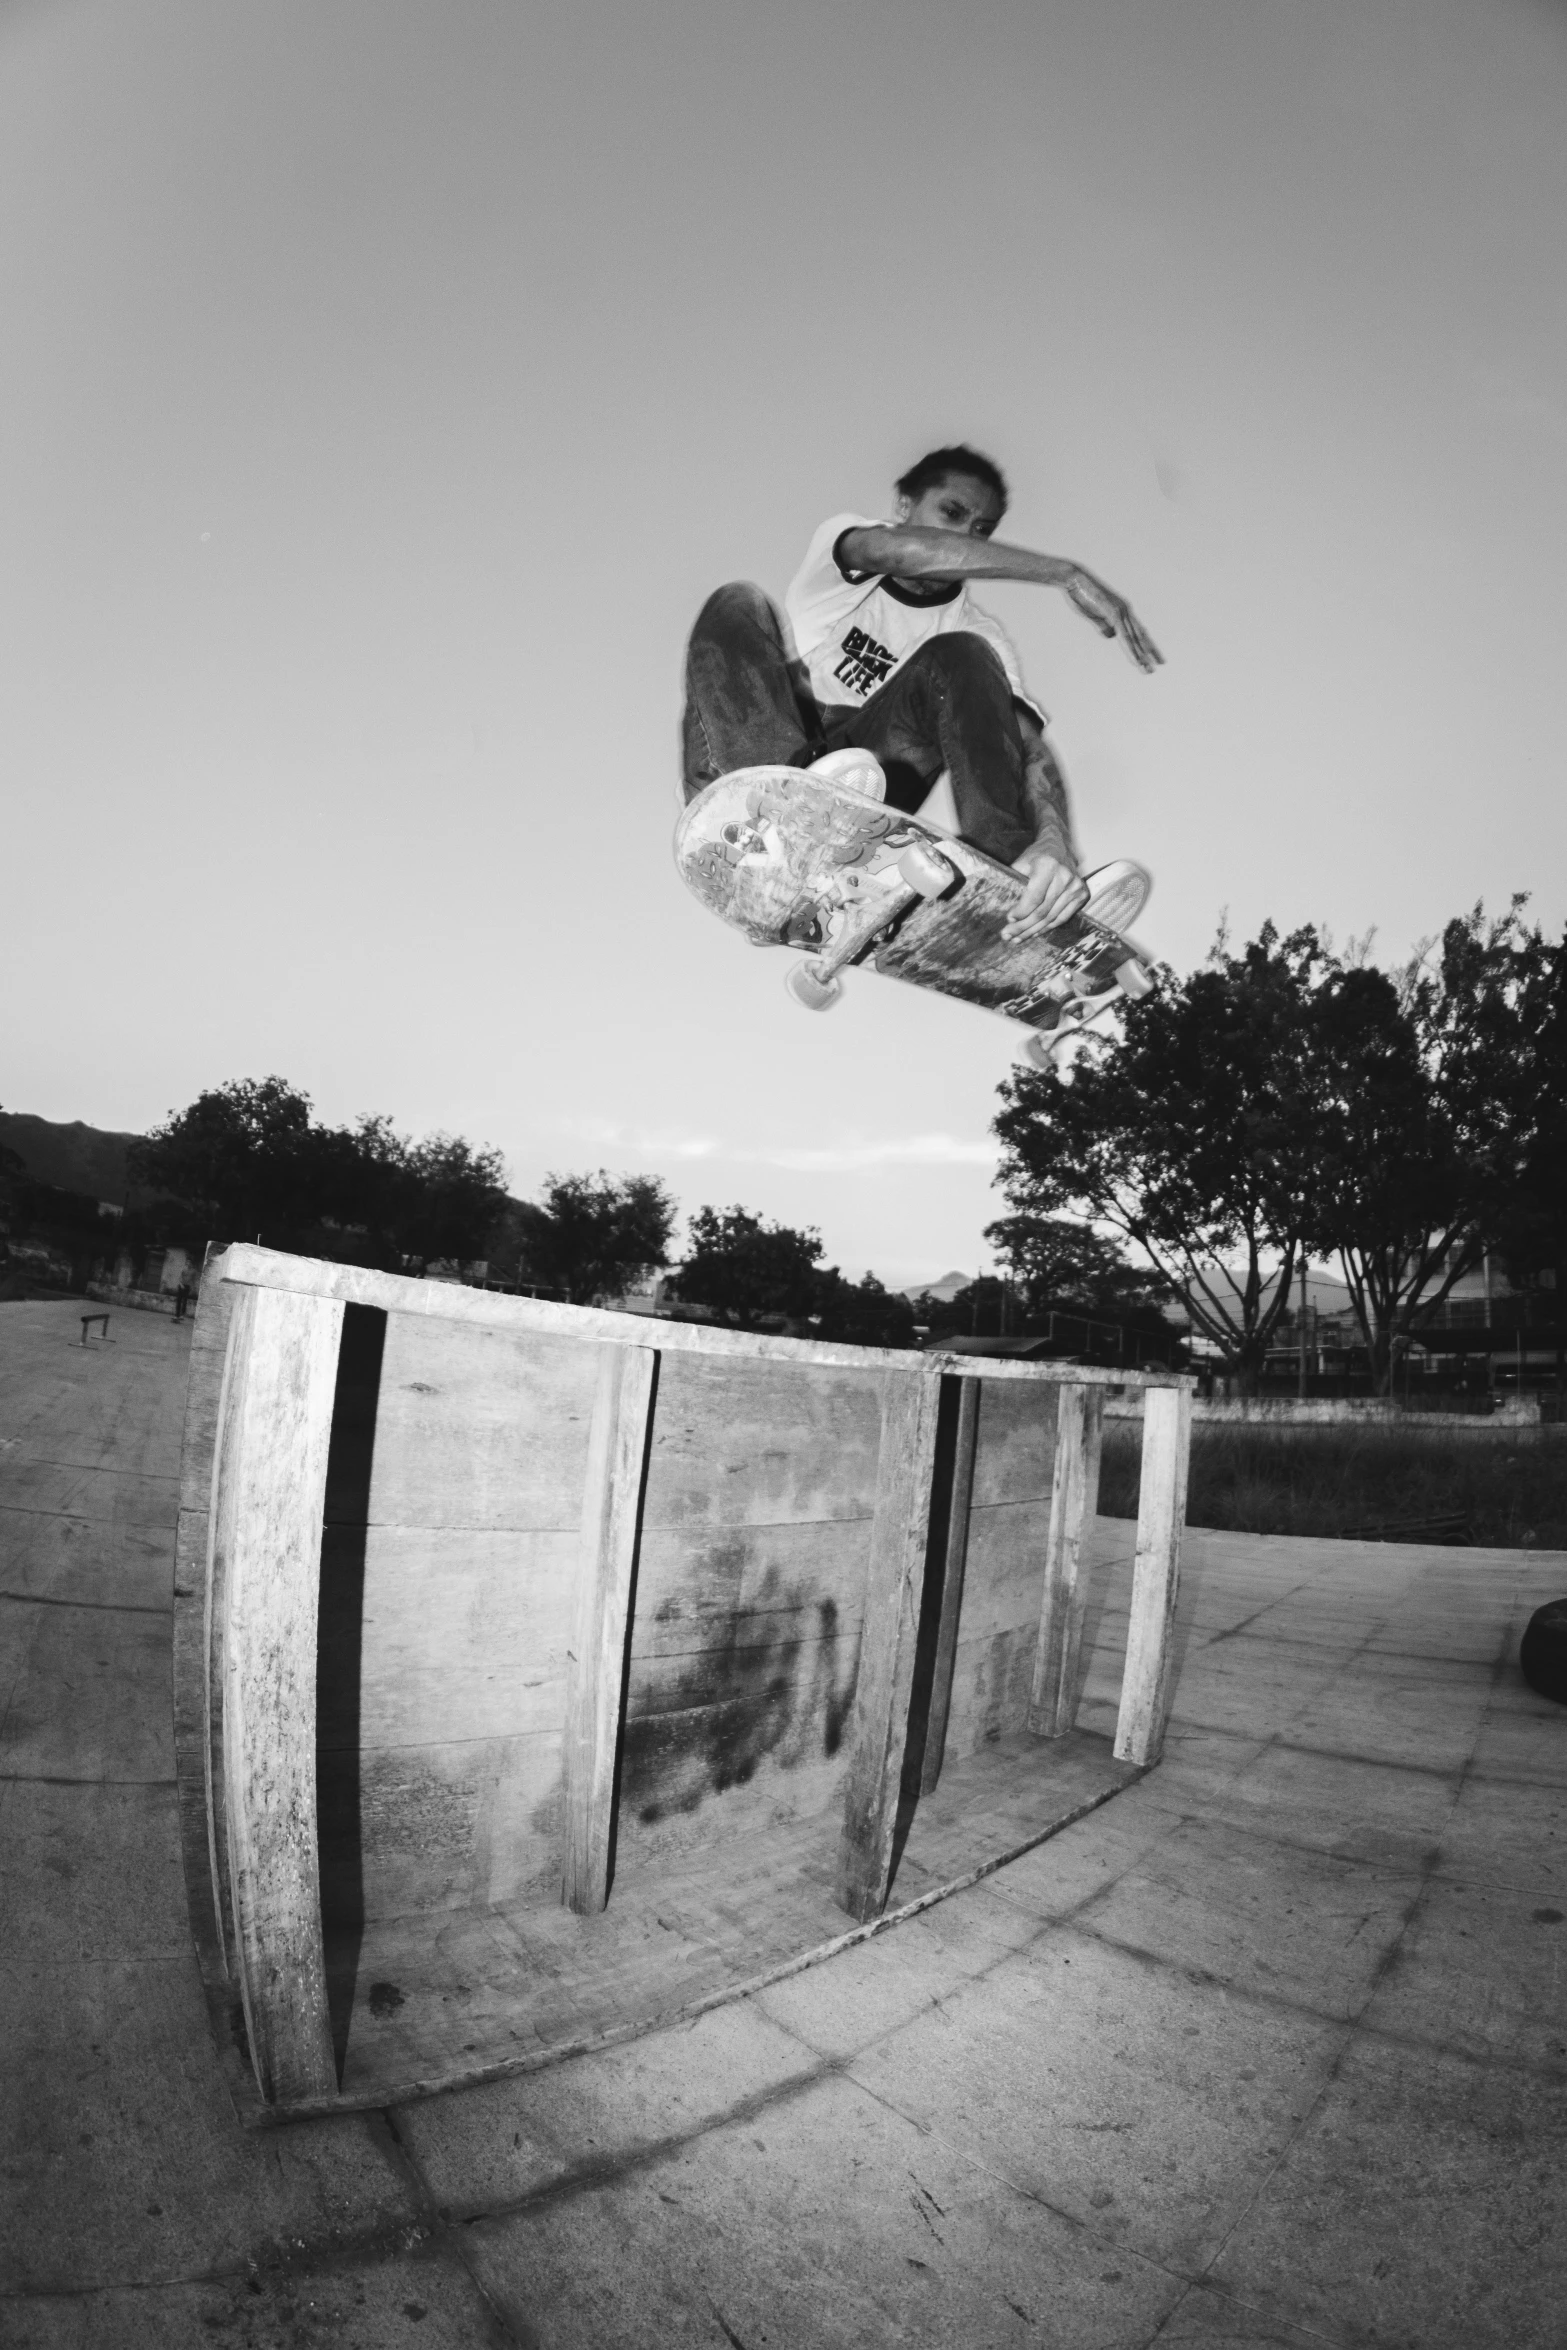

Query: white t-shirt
<box><xmin>784</xmin><ymin>513</ymin><xmax>1048</xmax><ymax>726</ymax></box>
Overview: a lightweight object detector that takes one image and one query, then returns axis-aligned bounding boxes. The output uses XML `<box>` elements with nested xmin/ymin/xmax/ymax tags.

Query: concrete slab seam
<box><xmin>1198</xmin><ymin>1584</ymin><xmax>1314</xmax><ymax>1647</ymax></box>
<box><xmin>375</xmin><ymin>2105</ymin><xmax>539</xmax><ymax>2348</ymax></box>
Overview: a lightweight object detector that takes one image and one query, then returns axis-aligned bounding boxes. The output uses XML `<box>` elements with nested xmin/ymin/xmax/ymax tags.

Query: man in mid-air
<box><xmin>680</xmin><ymin>444</ymin><xmax>1161</xmax><ymax>941</ymax></box>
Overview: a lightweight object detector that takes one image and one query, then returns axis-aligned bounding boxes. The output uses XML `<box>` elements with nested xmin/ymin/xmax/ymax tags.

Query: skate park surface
<box><xmin>2</xmin><ymin>1298</ymin><xmax>1563</xmax><ymax>2349</ymax></box>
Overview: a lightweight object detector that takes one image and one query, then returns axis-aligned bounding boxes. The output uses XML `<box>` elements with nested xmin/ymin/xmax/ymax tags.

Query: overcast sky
<box><xmin>4</xmin><ymin>0</ymin><xmax>1564</xmax><ymax>1287</ymax></box>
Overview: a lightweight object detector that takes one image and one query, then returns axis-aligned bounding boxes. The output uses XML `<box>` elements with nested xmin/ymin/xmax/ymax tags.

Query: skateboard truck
<box><xmin>1017</xmin><ymin>951</ymin><xmax>1160</xmax><ymax>1083</ymax></box>
<box><xmin>785</xmin><ymin>840</ymin><xmax>955</xmax><ymax>1010</ymax></box>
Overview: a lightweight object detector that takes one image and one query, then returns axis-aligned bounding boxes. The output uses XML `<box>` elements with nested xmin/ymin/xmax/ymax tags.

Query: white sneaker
<box><xmin>1081</xmin><ymin>859</ymin><xmax>1152</xmax><ymax>934</ymax></box>
<box><xmin>809</xmin><ymin>748</ymin><xmax>886</xmax><ymax>802</ymax></box>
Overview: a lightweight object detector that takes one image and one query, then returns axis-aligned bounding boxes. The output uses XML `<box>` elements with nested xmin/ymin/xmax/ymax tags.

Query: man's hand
<box><xmin>1064</xmin><ymin>568</ymin><xmax>1163</xmax><ymax>673</ymax></box>
<box><xmin>1003</xmin><ymin>840</ymin><xmax>1089</xmax><ymax>941</ymax></box>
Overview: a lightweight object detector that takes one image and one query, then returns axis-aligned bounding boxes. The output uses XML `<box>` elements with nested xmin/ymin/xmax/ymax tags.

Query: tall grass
<box><xmin>1098</xmin><ymin>1422</ymin><xmax>1567</xmax><ymax>1548</ymax></box>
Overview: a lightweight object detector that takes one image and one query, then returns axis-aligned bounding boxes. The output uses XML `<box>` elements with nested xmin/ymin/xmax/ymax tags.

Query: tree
<box><xmin>128</xmin><ymin>1078</ymin><xmax>511</xmax><ymax>1269</ymax></box>
<box><xmin>811</xmin><ymin>1268</ymin><xmax>917</xmax><ymax>1349</ymax></box>
<box><xmin>129</xmin><ymin>1076</ymin><xmax>320</xmax><ymax>1242</ymax></box>
<box><xmin>668</xmin><ymin>1206</ymin><xmax>916</xmax><ymax>1345</ymax></box>
<box><xmin>393</xmin><ymin>1133</ymin><xmax>510</xmax><ymax>1267</ymax></box>
<box><xmin>993</xmin><ymin>925</ymin><xmax>1331</xmax><ymax>1388</ymax></box>
<box><xmin>1501</xmin><ymin>922</ymin><xmax>1567</xmax><ymax>1382</ymax></box>
<box><xmin>518</xmin><ymin>1171</ymin><xmax>677</xmax><ymax>1305</ymax></box>
<box><xmin>983</xmin><ymin>1212</ymin><xmax>1170</xmax><ymax>1318</ymax></box>
<box><xmin>668</xmin><ymin>1206</ymin><xmax>825</xmax><ymax>1328</ymax></box>
<box><xmin>0</xmin><ymin>1141</ymin><xmax>25</xmax><ymax>1220</ymax></box>
<box><xmin>1310</xmin><ymin>903</ymin><xmax>1543</xmax><ymax>1388</ymax></box>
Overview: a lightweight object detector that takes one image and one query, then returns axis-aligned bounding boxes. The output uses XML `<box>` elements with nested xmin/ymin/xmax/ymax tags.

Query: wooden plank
<box><xmin>835</xmin><ymin>1368</ymin><xmax>944</xmax><ymax>1922</ymax></box>
<box><xmin>214</xmin><ymin>1281</ymin><xmax>344</xmax><ymax>2106</ymax></box>
<box><xmin>1029</xmin><ymin>1384</ymin><xmax>1105</xmax><ymax>1739</ymax></box>
<box><xmin>919</xmin><ymin>1377</ymin><xmax>980</xmax><ymax>1795</ymax></box>
<box><xmin>561</xmin><ymin>1343</ymin><xmax>659</xmax><ymax>1914</ymax></box>
<box><xmin>965</xmin><ymin>1376</ymin><xmax>1060</xmax><ymax>1507</ymax></box>
<box><xmin>642</xmin><ymin>1351</ymin><xmax>883</xmax><ymax>1528</ymax></box>
<box><xmin>363</xmin><ymin>1312</ymin><xmax>598</xmax><ymax>1533</ymax></box>
<box><xmin>171</xmin><ymin>1263</ymin><xmax>241</xmax><ymax>1994</ymax></box>
<box><xmin>212</xmin><ymin>1243</ymin><xmax>1193</xmax><ymax>1391</ymax></box>
<box><xmin>1113</xmin><ymin>1384</ymin><xmax>1192</xmax><ymax>1766</ymax></box>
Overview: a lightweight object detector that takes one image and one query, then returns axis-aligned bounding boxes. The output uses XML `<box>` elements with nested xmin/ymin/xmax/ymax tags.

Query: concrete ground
<box><xmin>3</xmin><ymin>1296</ymin><xmax>1565</xmax><ymax>2350</ymax></box>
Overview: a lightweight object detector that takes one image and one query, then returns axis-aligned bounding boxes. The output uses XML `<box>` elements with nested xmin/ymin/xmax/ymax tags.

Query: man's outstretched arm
<box><xmin>837</xmin><ymin>523</ymin><xmax>1162</xmax><ymax>673</ymax></box>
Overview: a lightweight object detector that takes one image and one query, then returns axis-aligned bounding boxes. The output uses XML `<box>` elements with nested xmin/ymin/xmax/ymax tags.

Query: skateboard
<box><xmin>674</xmin><ymin>765</ymin><xmax>1160</xmax><ymax>1072</ymax></box>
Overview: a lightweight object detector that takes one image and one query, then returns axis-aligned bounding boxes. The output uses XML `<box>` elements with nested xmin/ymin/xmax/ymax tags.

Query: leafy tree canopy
<box><xmin>983</xmin><ymin>1212</ymin><xmax>1171</xmax><ymax>1319</ymax></box>
<box><xmin>1308</xmin><ymin>900</ymin><xmax>1547</xmax><ymax>1383</ymax></box>
<box><xmin>993</xmin><ymin>905</ymin><xmax>1558</xmax><ymax>1392</ymax></box>
<box><xmin>994</xmin><ymin>923</ymin><xmax>1331</xmax><ymax>1384</ymax></box>
<box><xmin>811</xmin><ymin>1267</ymin><xmax>917</xmax><ymax>1350</ymax></box>
<box><xmin>669</xmin><ymin>1206</ymin><xmax>825</xmax><ymax>1328</ymax></box>
<box><xmin>128</xmin><ymin>1077</ymin><xmax>508</xmax><ymax>1268</ymax></box>
<box><xmin>667</xmin><ymin>1206</ymin><xmax>916</xmax><ymax>1346</ymax></box>
<box><xmin>516</xmin><ymin>1171</ymin><xmax>678</xmax><ymax>1306</ymax></box>
<box><xmin>1499</xmin><ymin>921</ymin><xmax>1567</xmax><ymax>1290</ymax></box>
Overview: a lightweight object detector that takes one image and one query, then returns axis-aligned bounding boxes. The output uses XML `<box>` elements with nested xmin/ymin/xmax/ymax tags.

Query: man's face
<box><xmin>895</xmin><ymin>472</ymin><xmax>1004</xmax><ymax>538</ymax></box>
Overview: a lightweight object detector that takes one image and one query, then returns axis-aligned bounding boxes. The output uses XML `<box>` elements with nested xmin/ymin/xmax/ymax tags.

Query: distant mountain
<box><xmin>1185</xmin><ymin>1262</ymin><xmax>1353</xmax><ymax>1319</ymax></box>
<box><xmin>903</xmin><ymin>1269</ymin><xmax>976</xmax><ymax>1304</ymax></box>
<box><xmin>0</xmin><ymin>1111</ymin><xmax>142</xmax><ymax>1204</ymax></box>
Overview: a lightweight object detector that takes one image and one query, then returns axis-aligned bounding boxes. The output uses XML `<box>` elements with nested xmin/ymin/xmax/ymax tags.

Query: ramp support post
<box><xmin>213</xmin><ymin>1282</ymin><xmax>343</xmax><ymax>2107</ymax></box>
<box><xmin>1030</xmin><ymin>1382</ymin><xmax>1105</xmax><ymax>1739</ymax></box>
<box><xmin>836</xmin><ymin>1366</ymin><xmax>944</xmax><ymax>1922</ymax></box>
<box><xmin>562</xmin><ymin>1342</ymin><xmax>660</xmax><ymax>1915</ymax></box>
<box><xmin>1115</xmin><ymin>1386</ymin><xmax>1192</xmax><ymax>1766</ymax></box>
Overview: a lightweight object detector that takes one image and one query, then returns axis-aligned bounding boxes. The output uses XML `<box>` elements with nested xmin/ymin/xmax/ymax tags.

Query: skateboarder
<box><xmin>680</xmin><ymin>445</ymin><xmax>1161</xmax><ymax>943</ymax></box>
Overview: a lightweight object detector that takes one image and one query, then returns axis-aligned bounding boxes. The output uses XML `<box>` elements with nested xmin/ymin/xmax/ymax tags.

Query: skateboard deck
<box><xmin>675</xmin><ymin>766</ymin><xmax>1158</xmax><ymax>1059</ymax></box>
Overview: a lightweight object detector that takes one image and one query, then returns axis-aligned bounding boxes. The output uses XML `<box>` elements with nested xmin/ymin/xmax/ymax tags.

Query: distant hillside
<box><xmin>903</xmin><ymin>1269</ymin><xmax>975</xmax><ymax>1304</ymax></box>
<box><xmin>0</xmin><ymin>1111</ymin><xmax>142</xmax><ymax>1203</ymax></box>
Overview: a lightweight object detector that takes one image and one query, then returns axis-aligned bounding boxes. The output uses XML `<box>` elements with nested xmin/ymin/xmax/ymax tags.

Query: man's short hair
<box><xmin>895</xmin><ymin>444</ymin><xmax>1009</xmax><ymax>514</ymax></box>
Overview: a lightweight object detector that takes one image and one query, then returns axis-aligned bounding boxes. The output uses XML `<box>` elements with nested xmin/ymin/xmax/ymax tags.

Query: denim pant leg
<box><xmin>680</xmin><ymin>582</ymin><xmax>825</xmax><ymax>801</ymax></box>
<box><xmin>824</xmin><ymin>632</ymin><xmax>1034</xmax><ymax>866</ymax></box>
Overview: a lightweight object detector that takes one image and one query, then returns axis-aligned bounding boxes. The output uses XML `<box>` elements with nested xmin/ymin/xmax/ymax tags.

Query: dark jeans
<box><xmin>680</xmin><ymin>581</ymin><xmax>1036</xmax><ymax>867</ymax></box>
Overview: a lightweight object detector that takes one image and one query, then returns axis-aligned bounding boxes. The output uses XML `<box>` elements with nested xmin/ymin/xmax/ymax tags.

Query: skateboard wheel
<box><xmin>896</xmin><ymin>842</ymin><xmax>954</xmax><ymax>900</ymax></box>
<box><xmin>786</xmin><ymin>960</ymin><xmax>843</xmax><ymax>1011</ymax></box>
<box><xmin>1021</xmin><ymin>1032</ymin><xmax>1071</xmax><ymax>1073</ymax></box>
<box><xmin>1022</xmin><ymin>1028</ymin><xmax>1087</xmax><ymax>1083</ymax></box>
<box><xmin>1114</xmin><ymin>957</ymin><xmax>1155</xmax><ymax>1000</ymax></box>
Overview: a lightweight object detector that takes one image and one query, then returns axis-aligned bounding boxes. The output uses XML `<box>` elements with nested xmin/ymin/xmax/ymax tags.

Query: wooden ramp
<box><xmin>172</xmin><ymin>1247</ymin><xmax>1192</xmax><ymax>2122</ymax></box>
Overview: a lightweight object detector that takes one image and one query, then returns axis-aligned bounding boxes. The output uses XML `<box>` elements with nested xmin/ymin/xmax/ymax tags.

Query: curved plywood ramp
<box><xmin>173</xmin><ymin>1245</ymin><xmax>1192</xmax><ymax>2121</ymax></box>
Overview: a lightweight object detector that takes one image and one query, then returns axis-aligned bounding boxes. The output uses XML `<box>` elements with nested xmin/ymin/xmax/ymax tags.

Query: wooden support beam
<box><xmin>214</xmin><ymin>1282</ymin><xmax>344</xmax><ymax>2107</ymax></box>
<box><xmin>919</xmin><ymin>1376</ymin><xmax>980</xmax><ymax>1796</ymax></box>
<box><xmin>562</xmin><ymin>1343</ymin><xmax>660</xmax><ymax>1915</ymax></box>
<box><xmin>1114</xmin><ymin>1385</ymin><xmax>1192</xmax><ymax>1766</ymax></box>
<box><xmin>1029</xmin><ymin>1383</ymin><xmax>1105</xmax><ymax>1739</ymax></box>
<box><xmin>836</xmin><ymin>1367</ymin><xmax>944</xmax><ymax>1922</ymax></box>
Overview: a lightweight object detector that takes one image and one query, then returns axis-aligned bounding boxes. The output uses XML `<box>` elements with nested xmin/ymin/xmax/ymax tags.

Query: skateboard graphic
<box><xmin>674</xmin><ymin>765</ymin><xmax>1160</xmax><ymax>1073</ymax></box>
